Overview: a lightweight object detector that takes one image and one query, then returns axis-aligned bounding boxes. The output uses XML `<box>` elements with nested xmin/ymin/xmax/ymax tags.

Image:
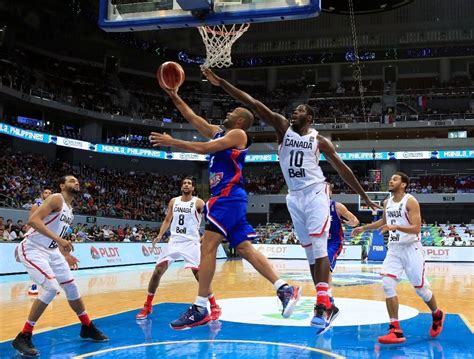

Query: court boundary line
<box><xmin>71</xmin><ymin>339</ymin><xmax>345</xmax><ymax>359</ymax></box>
<box><xmin>459</xmin><ymin>314</ymin><xmax>474</xmax><ymax>334</ymax></box>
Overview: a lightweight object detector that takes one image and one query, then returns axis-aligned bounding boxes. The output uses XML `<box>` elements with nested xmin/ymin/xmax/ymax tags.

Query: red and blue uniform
<box><xmin>328</xmin><ymin>200</ymin><xmax>344</xmax><ymax>272</ymax></box>
<box><xmin>204</xmin><ymin>131</ymin><xmax>257</xmax><ymax>247</ymax></box>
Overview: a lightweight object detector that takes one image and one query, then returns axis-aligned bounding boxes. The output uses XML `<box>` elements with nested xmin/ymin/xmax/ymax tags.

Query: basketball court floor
<box><xmin>1</xmin><ymin>259</ymin><xmax>473</xmax><ymax>358</ymax></box>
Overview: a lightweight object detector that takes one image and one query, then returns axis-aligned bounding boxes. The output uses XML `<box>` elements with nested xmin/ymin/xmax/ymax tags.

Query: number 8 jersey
<box><xmin>170</xmin><ymin>196</ymin><xmax>201</xmax><ymax>242</ymax></box>
<box><xmin>278</xmin><ymin>127</ymin><xmax>326</xmax><ymax>191</ymax></box>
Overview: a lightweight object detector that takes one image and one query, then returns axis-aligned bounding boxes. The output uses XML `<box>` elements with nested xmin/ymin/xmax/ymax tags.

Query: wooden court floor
<box><xmin>1</xmin><ymin>259</ymin><xmax>473</xmax><ymax>341</ymax></box>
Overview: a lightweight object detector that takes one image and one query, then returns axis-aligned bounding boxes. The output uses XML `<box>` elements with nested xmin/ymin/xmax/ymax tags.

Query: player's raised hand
<box><xmin>202</xmin><ymin>69</ymin><xmax>222</xmax><ymax>86</ymax></box>
<box><xmin>66</xmin><ymin>254</ymin><xmax>80</xmax><ymax>270</ymax></box>
<box><xmin>379</xmin><ymin>224</ymin><xmax>397</xmax><ymax>233</ymax></box>
<box><xmin>150</xmin><ymin>132</ymin><xmax>173</xmax><ymax>147</ymax></box>
<box><xmin>351</xmin><ymin>226</ymin><xmax>365</xmax><ymax>237</ymax></box>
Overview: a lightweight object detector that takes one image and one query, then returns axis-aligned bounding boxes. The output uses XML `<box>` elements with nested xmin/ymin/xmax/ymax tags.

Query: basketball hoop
<box><xmin>198</xmin><ymin>23</ymin><xmax>250</xmax><ymax>69</ymax></box>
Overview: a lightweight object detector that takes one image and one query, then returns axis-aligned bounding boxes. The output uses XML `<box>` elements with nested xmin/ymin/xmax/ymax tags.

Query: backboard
<box><xmin>98</xmin><ymin>0</ymin><xmax>321</xmax><ymax>32</ymax></box>
<box><xmin>358</xmin><ymin>192</ymin><xmax>390</xmax><ymax>213</ymax></box>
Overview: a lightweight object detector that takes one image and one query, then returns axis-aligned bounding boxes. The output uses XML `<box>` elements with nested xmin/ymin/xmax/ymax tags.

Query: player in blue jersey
<box><xmin>150</xmin><ymin>87</ymin><xmax>301</xmax><ymax>330</ymax></box>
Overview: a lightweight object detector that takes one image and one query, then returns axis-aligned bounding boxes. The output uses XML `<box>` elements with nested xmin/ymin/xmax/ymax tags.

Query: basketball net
<box><xmin>198</xmin><ymin>23</ymin><xmax>250</xmax><ymax>69</ymax></box>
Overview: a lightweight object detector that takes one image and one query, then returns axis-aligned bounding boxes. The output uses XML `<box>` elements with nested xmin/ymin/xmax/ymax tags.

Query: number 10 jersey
<box><xmin>278</xmin><ymin>127</ymin><xmax>326</xmax><ymax>191</ymax></box>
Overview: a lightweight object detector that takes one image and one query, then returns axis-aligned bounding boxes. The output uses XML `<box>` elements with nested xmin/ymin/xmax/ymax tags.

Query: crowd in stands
<box><xmin>0</xmin><ymin>147</ymin><xmax>185</xmax><ymax>222</ymax></box>
<box><xmin>1</xmin><ymin>46</ymin><xmax>472</xmax><ymax>130</ymax></box>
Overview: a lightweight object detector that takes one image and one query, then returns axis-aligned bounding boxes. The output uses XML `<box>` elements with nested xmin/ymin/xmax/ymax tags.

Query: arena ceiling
<box><xmin>321</xmin><ymin>0</ymin><xmax>414</xmax><ymax>14</ymax></box>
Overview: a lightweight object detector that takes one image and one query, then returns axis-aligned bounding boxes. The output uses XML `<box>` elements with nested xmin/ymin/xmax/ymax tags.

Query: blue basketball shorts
<box><xmin>204</xmin><ymin>196</ymin><xmax>257</xmax><ymax>248</ymax></box>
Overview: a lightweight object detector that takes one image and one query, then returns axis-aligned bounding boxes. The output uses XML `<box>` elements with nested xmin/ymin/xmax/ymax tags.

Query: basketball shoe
<box><xmin>80</xmin><ymin>322</ymin><xmax>109</xmax><ymax>342</ymax></box>
<box><xmin>378</xmin><ymin>325</ymin><xmax>406</xmax><ymax>344</ymax></box>
<box><xmin>170</xmin><ymin>305</ymin><xmax>211</xmax><ymax>330</ymax></box>
<box><xmin>12</xmin><ymin>332</ymin><xmax>39</xmax><ymax>357</ymax></box>
<box><xmin>429</xmin><ymin>310</ymin><xmax>445</xmax><ymax>338</ymax></box>
<box><xmin>136</xmin><ymin>304</ymin><xmax>153</xmax><ymax>320</ymax></box>
<box><xmin>210</xmin><ymin>304</ymin><xmax>222</xmax><ymax>321</ymax></box>
<box><xmin>311</xmin><ymin>304</ymin><xmax>339</xmax><ymax>333</ymax></box>
<box><xmin>28</xmin><ymin>284</ymin><xmax>38</xmax><ymax>295</ymax></box>
<box><xmin>277</xmin><ymin>285</ymin><xmax>302</xmax><ymax>318</ymax></box>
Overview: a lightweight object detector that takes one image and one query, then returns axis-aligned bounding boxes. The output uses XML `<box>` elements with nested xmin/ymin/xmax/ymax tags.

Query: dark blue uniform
<box><xmin>328</xmin><ymin>200</ymin><xmax>344</xmax><ymax>271</ymax></box>
<box><xmin>204</xmin><ymin>131</ymin><xmax>256</xmax><ymax>247</ymax></box>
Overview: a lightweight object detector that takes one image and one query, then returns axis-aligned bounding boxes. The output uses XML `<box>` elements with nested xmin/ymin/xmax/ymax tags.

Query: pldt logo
<box><xmin>90</xmin><ymin>246</ymin><xmax>120</xmax><ymax>259</ymax></box>
<box><xmin>142</xmin><ymin>245</ymin><xmax>162</xmax><ymax>257</ymax></box>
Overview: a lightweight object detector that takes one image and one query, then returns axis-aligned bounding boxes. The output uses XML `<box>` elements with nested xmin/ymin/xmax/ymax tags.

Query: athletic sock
<box><xmin>390</xmin><ymin>318</ymin><xmax>400</xmax><ymax>329</ymax></box>
<box><xmin>316</xmin><ymin>282</ymin><xmax>331</xmax><ymax>308</ymax></box>
<box><xmin>208</xmin><ymin>294</ymin><xmax>217</xmax><ymax>306</ymax></box>
<box><xmin>194</xmin><ymin>296</ymin><xmax>208</xmax><ymax>308</ymax></box>
<box><xmin>22</xmin><ymin>321</ymin><xmax>36</xmax><ymax>334</ymax></box>
<box><xmin>145</xmin><ymin>292</ymin><xmax>154</xmax><ymax>306</ymax></box>
<box><xmin>273</xmin><ymin>279</ymin><xmax>287</xmax><ymax>291</ymax></box>
<box><xmin>78</xmin><ymin>311</ymin><xmax>91</xmax><ymax>327</ymax></box>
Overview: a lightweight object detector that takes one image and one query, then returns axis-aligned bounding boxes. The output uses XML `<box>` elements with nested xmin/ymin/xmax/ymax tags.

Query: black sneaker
<box><xmin>12</xmin><ymin>332</ymin><xmax>39</xmax><ymax>357</ymax></box>
<box><xmin>80</xmin><ymin>322</ymin><xmax>109</xmax><ymax>342</ymax></box>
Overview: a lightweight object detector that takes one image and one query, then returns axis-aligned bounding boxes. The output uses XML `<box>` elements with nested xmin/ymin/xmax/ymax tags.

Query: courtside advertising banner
<box><xmin>252</xmin><ymin>244</ymin><xmax>362</xmax><ymax>260</ymax></box>
<box><xmin>0</xmin><ymin>242</ymin><xmax>227</xmax><ymax>275</ymax></box>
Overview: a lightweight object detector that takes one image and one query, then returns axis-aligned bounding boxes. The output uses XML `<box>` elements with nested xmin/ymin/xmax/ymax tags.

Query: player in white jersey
<box><xmin>136</xmin><ymin>177</ymin><xmax>222</xmax><ymax>322</ymax></box>
<box><xmin>28</xmin><ymin>188</ymin><xmax>53</xmax><ymax>295</ymax></box>
<box><xmin>12</xmin><ymin>175</ymin><xmax>108</xmax><ymax>357</ymax></box>
<box><xmin>352</xmin><ymin>172</ymin><xmax>444</xmax><ymax>344</ymax></box>
<box><xmin>203</xmin><ymin>68</ymin><xmax>378</xmax><ymax>331</ymax></box>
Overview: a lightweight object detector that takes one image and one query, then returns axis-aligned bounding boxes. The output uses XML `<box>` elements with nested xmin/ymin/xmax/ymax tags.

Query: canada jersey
<box><xmin>170</xmin><ymin>196</ymin><xmax>201</xmax><ymax>242</ymax></box>
<box><xmin>26</xmin><ymin>195</ymin><xmax>74</xmax><ymax>249</ymax></box>
<box><xmin>208</xmin><ymin>130</ymin><xmax>249</xmax><ymax>198</ymax></box>
<box><xmin>278</xmin><ymin>127</ymin><xmax>326</xmax><ymax>191</ymax></box>
<box><xmin>328</xmin><ymin>200</ymin><xmax>343</xmax><ymax>245</ymax></box>
<box><xmin>385</xmin><ymin>194</ymin><xmax>420</xmax><ymax>247</ymax></box>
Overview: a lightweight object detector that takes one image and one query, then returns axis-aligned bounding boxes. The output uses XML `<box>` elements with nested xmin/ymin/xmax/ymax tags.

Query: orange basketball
<box><xmin>156</xmin><ymin>61</ymin><xmax>185</xmax><ymax>90</ymax></box>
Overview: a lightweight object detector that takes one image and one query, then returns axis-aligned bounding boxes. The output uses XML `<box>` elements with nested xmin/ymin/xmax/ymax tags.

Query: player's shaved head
<box><xmin>236</xmin><ymin>107</ymin><xmax>254</xmax><ymax>130</ymax></box>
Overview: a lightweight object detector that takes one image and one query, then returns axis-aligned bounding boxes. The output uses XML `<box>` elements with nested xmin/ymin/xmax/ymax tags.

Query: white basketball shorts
<box><xmin>286</xmin><ymin>183</ymin><xmax>331</xmax><ymax>264</ymax></box>
<box><xmin>381</xmin><ymin>241</ymin><xmax>428</xmax><ymax>288</ymax></box>
<box><xmin>156</xmin><ymin>238</ymin><xmax>200</xmax><ymax>270</ymax></box>
<box><xmin>17</xmin><ymin>239</ymin><xmax>74</xmax><ymax>287</ymax></box>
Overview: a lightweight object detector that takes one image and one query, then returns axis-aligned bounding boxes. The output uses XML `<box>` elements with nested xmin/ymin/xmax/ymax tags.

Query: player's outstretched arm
<box><xmin>203</xmin><ymin>69</ymin><xmax>289</xmax><ymax>141</ymax></box>
<box><xmin>154</xmin><ymin>198</ymin><xmax>175</xmax><ymax>246</ymax></box>
<box><xmin>164</xmin><ymin>88</ymin><xmax>221</xmax><ymax>139</ymax></box>
<box><xmin>336</xmin><ymin>202</ymin><xmax>360</xmax><ymax>227</ymax></box>
<box><xmin>319</xmin><ymin>135</ymin><xmax>380</xmax><ymax>211</ymax></box>
<box><xmin>27</xmin><ymin>194</ymin><xmax>73</xmax><ymax>252</ymax></box>
<box><xmin>150</xmin><ymin>129</ymin><xmax>247</xmax><ymax>155</ymax></box>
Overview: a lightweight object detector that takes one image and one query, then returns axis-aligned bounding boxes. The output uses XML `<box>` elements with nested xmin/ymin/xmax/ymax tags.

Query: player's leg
<box><xmin>137</xmin><ymin>261</ymin><xmax>169</xmax><ymax>319</ymax></box>
<box><xmin>51</xmin><ymin>251</ymin><xmax>108</xmax><ymax>342</ymax></box>
<box><xmin>378</xmin><ymin>250</ymin><xmax>405</xmax><ymax>344</ymax></box>
<box><xmin>13</xmin><ymin>242</ymin><xmax>59</xmax><ymax>357</ymax></box>
<box><xmin>192</xmin><ymin>269</ymin><xmax>221</xmax><ymax>321</ymax></box>
<box><xmin>236</xmin><ymin>240</ymin><xmax>301</xmax><ymax>318</ymax></box>
<box><xmin>170</xmin><ymin>229</ymin><xmax>222</xmax><ymax>330</ymax></box>
<box><xmin>403</xmin><ymin>243</ymin><xmax>444</xmax><ymax>338</ymax></box>
<box><xmin>185</xmin><ymin>239</ymin><xmax>222</xmax><ymax>321</ymax></box>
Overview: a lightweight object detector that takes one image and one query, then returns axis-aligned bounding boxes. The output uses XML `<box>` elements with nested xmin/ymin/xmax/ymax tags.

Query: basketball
<box><xmin>156</xmin><ymin>61</ymin><xmax>185</xmax><ymax>90</ymax></box>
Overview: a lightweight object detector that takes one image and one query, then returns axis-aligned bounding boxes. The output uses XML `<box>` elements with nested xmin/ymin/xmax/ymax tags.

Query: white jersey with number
<box><xmin>26</xmin><ymin>194</ymin><xmax>74</xmax><ymax>249</ymax></box>
<box><xmin>278</xmin><ymin>127</ymin><xmax>326</xmax><ymax>191</ymax></box>
<box><xmin>385</xmin><ymin>193</ymin><xmax>420</xmax><ymax>247</ymax></box>
<box><xmin>170</xmin><ymin>196</ymin><xmax>201</xmax><ymax>242</ymax></box>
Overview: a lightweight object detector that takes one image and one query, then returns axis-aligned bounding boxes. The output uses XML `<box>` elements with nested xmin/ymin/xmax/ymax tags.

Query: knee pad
<box><xmin>312</xmin><ymin>238</ymin><xmax>328</xmax><ymax>260</ymax></box>
<box><xmin>38</xmin><ymin>280</ymin><xmax>60</xmax><ymax>304</ymax></box>
<box><xmin>415</xmin><ymin>286</ymin><xmax>433</xmax><ymax>302</ymax></box>
<box><xmin>304</xmin><ymin>246</ymin><xmax>315</xmax><ymax>265</ymax></box>
<box><xmin>61</xmin><ymin>281</ymin><xmax>81</xmax><ymax>301</ymax></box>
<box><xmin>382</xmin><ymin>276</ymin><xmax>397</xmax><ymax>298</ymax></box>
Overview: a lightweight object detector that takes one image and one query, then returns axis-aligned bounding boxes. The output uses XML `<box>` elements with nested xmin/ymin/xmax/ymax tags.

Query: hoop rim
<box><xmin>199</xmin><ymin>23</ymin><xmax>250</xmax><ymax>36</ymax></box>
